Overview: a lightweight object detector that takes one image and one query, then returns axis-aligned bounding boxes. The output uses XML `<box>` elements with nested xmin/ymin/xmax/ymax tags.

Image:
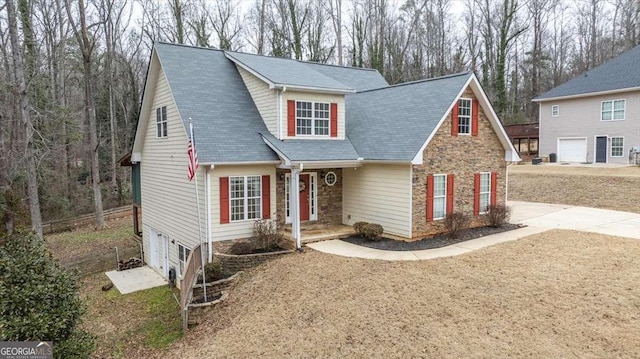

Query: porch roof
<box><xmin>260</xmin><ymin>132</ymin><xmax>360</xmax><ymax>162</ymax></box>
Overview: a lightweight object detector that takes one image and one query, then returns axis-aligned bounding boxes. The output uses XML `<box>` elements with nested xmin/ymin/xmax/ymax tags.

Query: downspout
<box><xmin>278</xmin><ymin>86</ymin><xmax>287</xmax><ymax>139</ymax></box>
<box><xmin>505</xmin><ymin>161</ymin><xmax>514</xmax><ymax>204</ymax></box>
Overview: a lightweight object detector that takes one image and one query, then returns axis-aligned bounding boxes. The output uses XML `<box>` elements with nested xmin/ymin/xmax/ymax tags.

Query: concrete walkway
<box><xmin>307</xmin><ymin>201</ymin><xmax>640</xmax><ymax>261</ymax></box>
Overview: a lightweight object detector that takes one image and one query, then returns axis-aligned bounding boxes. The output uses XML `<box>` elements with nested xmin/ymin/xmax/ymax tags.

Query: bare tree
<box><xmin>66</xmin><ymin>0</ymin><xmax>105</xmax><ymax>229</ymax></box>
<box><xmin>6</xmin><ymin>0</ymin><xmax>43</xmax><ymax>239</ymax></box>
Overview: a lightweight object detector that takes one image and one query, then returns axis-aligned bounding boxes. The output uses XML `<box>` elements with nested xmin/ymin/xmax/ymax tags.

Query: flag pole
<box><xmin>190</xmin><ymin>119</ymin><xmax>207</xmax><ymax>302</ymax></box>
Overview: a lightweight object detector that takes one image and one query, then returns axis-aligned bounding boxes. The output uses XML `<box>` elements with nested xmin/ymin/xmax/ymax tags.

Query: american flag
<box><xmin>187</xmin><ymin>131</ymin><xmax>198</xmax><ymax>181</ymax></box>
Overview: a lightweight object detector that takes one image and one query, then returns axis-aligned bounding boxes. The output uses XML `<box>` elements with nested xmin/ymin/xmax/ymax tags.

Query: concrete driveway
<box><xmin>508</xmin><ymin>201</ymin><xmax>640</xmax><ymax>239</ymax></box>
<box><xmin>308</xmin><ymin>201</ymin><xmax>639</xmax><ymax>261</ymax></box>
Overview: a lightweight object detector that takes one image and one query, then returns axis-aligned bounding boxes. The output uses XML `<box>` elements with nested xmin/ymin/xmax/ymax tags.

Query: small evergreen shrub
<box><xmin>363</xmin><ymin>223</ymin><xmax>384</xmax><ymax>241</ymax></box>
<box><xmin>353</xmin><ymin>221</ymin><xmax>369</xmax><ymax>236</ymax></box>
<box><xmin>203</xmin><ymin>260</ymin><xmax>227</xmax><ymax>282</ymax></box>
<box><xmin>444</xmin><ymin>211</ymin><xmax>470</xmax><ymax>239</ymax></box>
<box><xmin>486</xmin><ymin>204</ymin><xmax>511</xmax><ymax>228</ymax></box>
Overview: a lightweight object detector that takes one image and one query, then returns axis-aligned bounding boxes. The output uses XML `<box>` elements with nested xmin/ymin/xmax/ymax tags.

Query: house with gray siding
<box><xmin>131</xmin><ymin>42</ymin><xmax>519</xmax><ymax>283</ymax></box>
<box><xmin>534</xmin><ymin>45</ymin><xmax>640</xmax><ymax>164</ymax></box>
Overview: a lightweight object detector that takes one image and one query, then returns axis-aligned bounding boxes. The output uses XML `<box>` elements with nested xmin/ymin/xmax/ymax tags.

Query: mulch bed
<box><xmin>342</xmin><ymin>223</ymin><xmax>522</xmax><ymax>251</ymax></box>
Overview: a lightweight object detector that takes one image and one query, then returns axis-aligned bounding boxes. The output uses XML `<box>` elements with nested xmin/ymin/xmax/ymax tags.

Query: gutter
<box><xmin>533</xmin><ymin>87</ymin><xmax>640</xmax><ymax>102</ymax></box>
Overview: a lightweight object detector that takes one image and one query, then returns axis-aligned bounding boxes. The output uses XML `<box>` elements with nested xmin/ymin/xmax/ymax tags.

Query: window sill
<box><xmin>600</xmin><ymin>119</ymin><xmax>625</xmax><ymax>122</ymax></box>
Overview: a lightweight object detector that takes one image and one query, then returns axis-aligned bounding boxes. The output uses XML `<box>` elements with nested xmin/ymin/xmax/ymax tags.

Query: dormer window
<box><xmin>296</xmin><ymin>101</ymin><xmax>329</xmax><ymax>136</ymax></box>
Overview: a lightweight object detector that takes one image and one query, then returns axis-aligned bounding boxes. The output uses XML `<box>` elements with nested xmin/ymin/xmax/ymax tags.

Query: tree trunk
<box><xmin>6</xmin><ymin>0</ymin><xmax>43</xmax><ymax>239</ymax></box>
<box><xmin>67</xmin><ymin>0</ymin><xmax>105</xmax><ymax>229</ymax></box>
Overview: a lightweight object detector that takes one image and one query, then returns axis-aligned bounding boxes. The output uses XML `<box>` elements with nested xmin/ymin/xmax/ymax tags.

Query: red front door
<box><xmin>299</xmin><ymin>174</ymin><xmax>310</xmax><ymax>221</ymax></box>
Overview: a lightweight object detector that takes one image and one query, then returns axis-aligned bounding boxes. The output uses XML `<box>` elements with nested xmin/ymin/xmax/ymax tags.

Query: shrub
<box><xmin>228</xmin><ymin>241</ymin><xmax>255</xmax><ymax>255</ymax></box>
<box><xmin>486</xmin><ymin>204</ymin><xmax>511</xmax><ymax>228</ymax></box>
<box><xmin>0</xmin><ymin>232</ymin><xmax>95</xmax><ymax>358</ymax></box>
<box><xmin>353</xmin><ymin>221</ymin><xmax>369</xmax><ymax>236</ymax></box>
<box><xmin>203</xmin><ymin>260</ymin><xmax>226</xmax><ymax>282</ymax></box>
<box><xmin>253</xmin><ymin>219</ymin><xmax>284</xmax><ymax>251</ymax></box>
<box><xmin>362</xmin><ymin>223</ymin><xmax>384</xmax><ymax>241</ymax></box>
<box><xmin>444</xmin><ymin>211</ymin><xmax>470</xmax><ymax>239</ymax></box>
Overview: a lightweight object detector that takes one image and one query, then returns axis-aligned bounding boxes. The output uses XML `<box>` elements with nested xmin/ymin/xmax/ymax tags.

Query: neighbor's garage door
<box><xmin>558</xmin><ymin>138</ymin><xmax>587</xmax><ymax>162</ymax></box>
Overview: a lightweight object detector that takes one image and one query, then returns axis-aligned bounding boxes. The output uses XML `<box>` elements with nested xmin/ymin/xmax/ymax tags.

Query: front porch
<box><xmin>283</xmin><ymin>223</ymin><xmax>354</xmax><ymax>245</ymax></box>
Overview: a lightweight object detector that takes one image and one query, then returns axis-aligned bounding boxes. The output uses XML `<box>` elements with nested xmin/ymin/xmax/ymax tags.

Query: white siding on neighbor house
<box><xmin>281</xmin><ymin>90</ymin><xmax>346</xmax><ymax>140</ymax></box>
<box><xmin>342</xmin><ymin>164</ymin><xmax>412</xmax><ymax>238</ymax></box>
<box><xmin>210</xmin><ymin>165</ymin><xmax>277</xmax><ymax>242</ymax></box>
<box><xmin>236</xmin><ymin>66</ymin><xmax>278</xmax><ymax>136</ymax></box>
<box><xmin>539</xmin><ymin>90</ymin><xmax>640</xmax><ymax>164</ymax></box>
<box><xmin>140</xmin><ymin>66</ymin><xmax>206</xmax><ymax>278</ymax></box>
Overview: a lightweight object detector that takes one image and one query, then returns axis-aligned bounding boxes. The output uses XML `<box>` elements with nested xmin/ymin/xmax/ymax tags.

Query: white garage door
<box><xmin>558</xmin><ymin>138</ymin><xmax>587</xmax><ymax>162</ymax></box>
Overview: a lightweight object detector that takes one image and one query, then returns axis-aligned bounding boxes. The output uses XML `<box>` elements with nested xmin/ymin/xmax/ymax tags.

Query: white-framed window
<box><xmin>458</xmin><ymin>98</ymin><xmax>472</xmax><ymax>135</ymax></box>
<box><xmin>551</xmin><ymin>105</ymin><xmax>559</xmax><ymax>117</ymax></box>
<box><xmin>479</xmin><ymin>172</ymin><xmax>491</xmax><ymax>214</ymax></box>
<box><xmin>229</xmin><ymin>176</ymin><xmax>261</xmax><ymax>221</ymax></box>
<box><xmin>296</xmin><ymin>101</ymin><xmax>330</xmax><ymax>136</ymax></box>
<box><xmin>611</xmin><ymin>137</ymin><xmax>624</xmax><ymax>157</ymax></box>
<box><xmin>178</xmin><ymin>243</ymin><xmax>191</xmax><ymax>277</ymax></box>
<box><xmin>433</xmin><ymin>174</ymin><xmax>447</xmax><ymax>220</ymax></box>
<box><xmin>156</xmin><ymin>106</ymin><xmax>167</xmax><ymax>137</ymax></box>
<box><xmin>601</xmin><ymin>100</ymin><xmax>625</xmax><ymax>121</ymax></box>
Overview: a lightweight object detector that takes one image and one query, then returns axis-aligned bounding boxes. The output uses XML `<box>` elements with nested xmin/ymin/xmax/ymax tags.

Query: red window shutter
<box><xmin>472</xmin><ymin>99</ymin><xmax>479</xmax><ymax>136</ymax></box>
<box><xmin>490</xmin><ymin>171</ymin><xmax>498</xmax><ymax>206</ymax></box>
<box><xmin>220</xmin><ymin>177</ymin><xmax>230</xmax><ymax>224</ymax></box>
<box><xmin>287</xmin><ymin>100</ymin><xmax>296</xmax><ymax>136</ymax></box>
<box><xmin>262</xmin><ymin>175</ymin><xmax>271</xmax><ymax>219</ymax></box>
<box><xmin>426</xmin><ymin>175</ymin><xmax>434</xmax><ymax>222</ymax></box>
<box><xmin>330</xmin><ymin>103</ymin><xmax>338</xmax><ymax>137</ymax></box>
<box><xmin>473</xmin><ymin>173</ymin><xmax>480</xmax><ymax>216</ymax></box>
<box><xmin>451</xmin><ymin>100</ymin><xmax>459</xmax><ymax>136</ymax></box>
<box><xmin>446</xmin><ymin>174</ymin><xmax>455</xmax><ymax>215</ymax></box>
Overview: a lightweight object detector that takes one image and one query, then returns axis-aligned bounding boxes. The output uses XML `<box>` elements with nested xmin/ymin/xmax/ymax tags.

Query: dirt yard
<box><xmin>508</xmin><ymin>164</ymin><xmax>640</xmax><ymax>213</ymax></box>
<box><xmin>45</xmin><ymin>217</ymin><xmax>137</xmax><ymax>262</ymax></box>
<box><xmin>152</xmin><ymin>230</ymin><xmax>640</xmax><ymax>358</ymax></box>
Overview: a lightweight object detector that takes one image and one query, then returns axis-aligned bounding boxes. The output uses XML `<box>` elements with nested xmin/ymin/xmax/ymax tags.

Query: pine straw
<box><xmin>155</xmin><ymin>230</ymin><xmax>640</xmax><ymax>358</ymax></box>
<box><xmin>508</xmin><ymin>165</ymin><xmax>640</xmax><ymax>213</ymax></box>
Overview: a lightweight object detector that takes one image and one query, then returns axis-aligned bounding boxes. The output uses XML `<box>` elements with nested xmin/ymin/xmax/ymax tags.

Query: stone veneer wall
<box><xmin>275</xmin><ymin>168</ymin><xmax>343</xmax><ymax>227</ymax></box>
<box><xmin>412</xmin><ymin>87</ymin><xmax>507</xmax><ymax>238</ymax></box>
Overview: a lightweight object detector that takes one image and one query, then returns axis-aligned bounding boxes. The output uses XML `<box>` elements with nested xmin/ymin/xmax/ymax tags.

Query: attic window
<box><xmin>457</xmin><ymin>99</ymin><xmax>472</xmax><ymax>135</ymax></box>
<box><xmin>156</xmin><ymin>106</ymin><xmax>168</xmax><ymax>138</ymax></box>
<box><xmin>551</xmin><ymin>105</ymin><xmax>559</xmax><ymax>117</ymax></box>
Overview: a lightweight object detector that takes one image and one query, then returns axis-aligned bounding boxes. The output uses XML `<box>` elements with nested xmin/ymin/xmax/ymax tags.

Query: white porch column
<box><xmin>290</xmin><ymin>167</ymin><xmax>301</xmax><ymax>249</ymax></box>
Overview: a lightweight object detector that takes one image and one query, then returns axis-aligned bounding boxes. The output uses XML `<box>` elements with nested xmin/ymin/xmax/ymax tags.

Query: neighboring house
<box><xmin>534</xmin><ymin>45</ymin><xmax>640</xmax><ymax>164</ymax></box>
<box><xmin>131</xmin><ymin>42</ymin><xmax>519</xmax><ymax>280</ymax></box>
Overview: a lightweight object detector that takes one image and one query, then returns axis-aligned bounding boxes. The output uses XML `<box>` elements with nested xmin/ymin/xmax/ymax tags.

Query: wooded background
<box><xmin>1</xmin><ymin>0</ymin><xmax>638</xmax><ymax>237</ymax></box>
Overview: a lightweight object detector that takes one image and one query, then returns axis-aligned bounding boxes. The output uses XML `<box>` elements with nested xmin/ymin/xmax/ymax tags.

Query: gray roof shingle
<box><xmin>536</xmin><ymin>45</ymin><xmax>640</xmax><ymax>100</ymax></box>
<box><xmin>261</xmin><ymin>132</ymin><xmax>360</xmax><ymax>161</ymax></box>
<box><xmin>225</xmin><ymin>51</ymin><xmax>353</xmax><ymax>91</ymax></box>
<box><xmin>346</xmin><ymin>72</ymin><xmax>472</xmax><ymax>161</ymax></box>
<box><xmin>301</xmin><ymin>62</ymin><xmax>389</xmax><ymax>92</ymax></box>
<box><xmin>151</xmin><ymin>43</ymin><xmax>474</xmax><ymax>164</ymax></box>
<box><xmin>155</xmin><ymin>42</ymin><xmax>278</xmax><ymax>163</ymax></box>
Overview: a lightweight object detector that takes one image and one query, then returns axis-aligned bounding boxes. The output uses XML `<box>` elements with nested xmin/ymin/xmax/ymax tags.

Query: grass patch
<box><xmin>81</xmin><ymin>274</ymin><xmax>182</xmax><ymax>358</ymax></box>
<box><xmin>133</xmin><ymin>286</ymin><xmax>182</xmax><ymax>349</ymax></box>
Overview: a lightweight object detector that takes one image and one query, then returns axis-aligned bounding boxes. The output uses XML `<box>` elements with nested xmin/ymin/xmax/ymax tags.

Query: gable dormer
<box><xmin>226</xmin><ymin>52</ymin><xmax>354</xmax><ymax>141</ymax></box>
